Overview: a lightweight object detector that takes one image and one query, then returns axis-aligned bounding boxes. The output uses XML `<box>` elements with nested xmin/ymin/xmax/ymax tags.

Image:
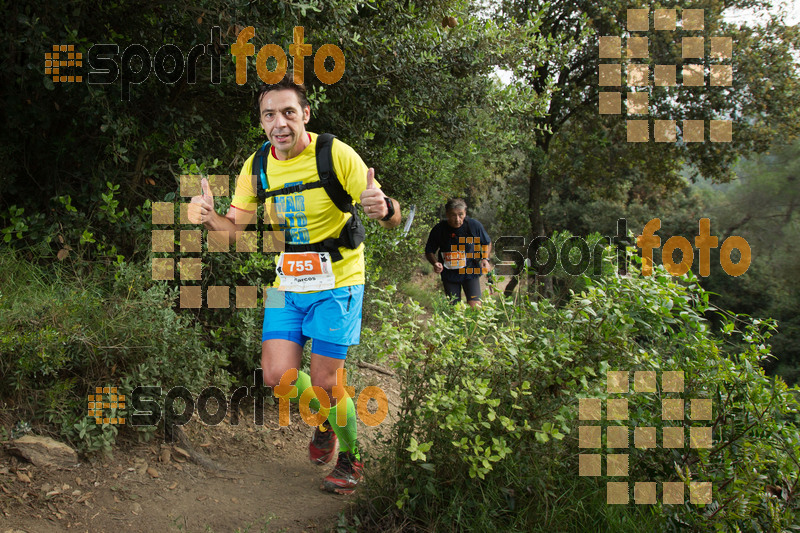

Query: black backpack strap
<box><xmin>261</xmin><ymin>181</ymin><xmax>324</xmax><ymax>200</ymax></box>
<box><xmin>313</xmin><ymin>133</ymin><xmax>365</xmax><ymax>257</ymax></box>
<box><xmin>315</xmin><ymin>133</ymin><xmax>355</xmax><ymax>215</ymax></box>
<box><xmin>254</xmin><ymin>141</ymin><xmax>270</xmax><ymax>201</ymax></box>
<box><xmin>255</xmin><ymin>140</ymin><xmax>324</xmax><ymax>201</ymax></box>
<box><xmin>285</xmin><ymin>238</ymin><xmax>345</xmax><ymax>262</ymax></box>
<box><xmin>253</xmin><ymin>133</ymin><xmax>365</xmax><ymax>262</ymax></box>
<box><xmin>256</xmin><ymin>134</ymin><xmax>354</xmax><ymax>213</ymax></box>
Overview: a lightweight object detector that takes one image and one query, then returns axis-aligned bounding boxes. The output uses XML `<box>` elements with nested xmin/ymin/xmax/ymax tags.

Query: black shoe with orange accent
<box><xmin>321</xmin><ymin>451</ymin><xmax>363</xmax><ymax>495</ymax></box>
<box><xmin>309</xmin><ymin>422</ymin><xmax>337</xmax><ymax>465</ymax></box>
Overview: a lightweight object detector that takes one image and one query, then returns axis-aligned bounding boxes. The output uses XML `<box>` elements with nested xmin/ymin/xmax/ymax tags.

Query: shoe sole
<box><xmin>320</xmin><ymin>481</ymin><xmax>357</xmax><ymax>495</ymax></box>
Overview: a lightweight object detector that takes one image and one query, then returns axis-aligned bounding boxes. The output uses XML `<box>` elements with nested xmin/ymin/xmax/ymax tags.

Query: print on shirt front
<box><xmin>275</xmin><ymin>182</ymin><xmax>309</xmax><ymax>244</ymax></box>
<box><xmin>229</xmin><ymin>132</ymin><xmax>375</xmax><ymax>289</ymax></box>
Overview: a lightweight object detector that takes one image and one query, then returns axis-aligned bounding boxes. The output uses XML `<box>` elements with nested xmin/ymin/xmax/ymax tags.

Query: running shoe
<box><xmin>321</xmin><ymin>451</ymin><xmax>363</xmax><ymax>495</ymax></box>
<box><xmin>309</xmin><ymin>422</ymin><xmax>337</xmax><ymax>465</ymax></box>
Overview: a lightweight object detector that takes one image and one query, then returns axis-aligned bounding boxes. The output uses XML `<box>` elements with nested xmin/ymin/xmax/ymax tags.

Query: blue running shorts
<box><xmin>261</xmin><ymin>284</ymin><xmax>364</xmax><ymax>359</ymax></box>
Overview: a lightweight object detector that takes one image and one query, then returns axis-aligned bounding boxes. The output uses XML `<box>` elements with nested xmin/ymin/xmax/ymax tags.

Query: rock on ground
<box><xmin>7</xmin><ymin>435</ymin><xmax>78</xmax><ymax>468</ymax></box>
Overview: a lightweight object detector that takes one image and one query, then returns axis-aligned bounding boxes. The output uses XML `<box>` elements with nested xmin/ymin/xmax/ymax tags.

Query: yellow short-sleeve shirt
<box><xmin>230</xmin><ymin>132</ymin><xmax>378</xmax><ymax>290</ymax></box>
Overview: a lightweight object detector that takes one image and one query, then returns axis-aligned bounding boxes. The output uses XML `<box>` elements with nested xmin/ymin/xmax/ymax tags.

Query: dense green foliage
<box><xmin>357</xmin><ymin>254</ymin><xmax>800</xmax><ymax>531</ymax></box>
<box><xmin>0</xmin><ymin>253</ymin><xmax>230</xmax><ymax>453</ymax></box>
<box><xmin>492</xmin><ymin>0</ymin><xmax>800</xmax><ymax>235</ymax></box>
<box><xmin>1</xmin><ymin>0</ymin><xmax>540</xmax><ymax>238</ymax></box>
<box><xmin>1</xmin><ymin>1</ymin><xmax>798</xmax><ymax>531</ymax></box>
<box><xmin>699</xmin><ymin>140</ymin><xmax>800</xmax><ymax>382</ymax></box>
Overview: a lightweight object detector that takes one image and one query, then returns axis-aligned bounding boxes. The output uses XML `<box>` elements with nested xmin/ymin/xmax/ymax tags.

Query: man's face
<box><xmin>446</xmin><ymin>208</ymin><xmax>466</xmax><ymax>229</ymax></box>
<box><xmin>258</xmin><ymin>88</ymin><xmax>311</xmax><ymax>160</ymax></box>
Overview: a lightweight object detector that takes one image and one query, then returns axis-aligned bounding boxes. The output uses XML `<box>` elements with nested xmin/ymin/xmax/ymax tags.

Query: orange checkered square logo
<box><xmin>88</xmin><ymin>386</ymin><xmax>125</xmax><ymax>424</ymax></box>
<box><xmin>597</xmin><ymin>9</ymin><xmax>733</xmax><ymax>143</ymax></box>
<box><xmin>46</xmin><ymin>45</ymin><xmax>83</xmax><ymax>83</ymax></box>
<box><xmin>154</xmin><ymin>174</ymin><xmax>287</xmax><ymax>309</ymax></box>
<box><xmin>578</xmin><ymin>370</ymin><xmax>712</xmax><ymax>505</ymax></box>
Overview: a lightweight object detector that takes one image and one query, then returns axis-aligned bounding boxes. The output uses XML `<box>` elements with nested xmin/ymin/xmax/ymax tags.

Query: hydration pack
<box><xmin>254</xmin><ymin>133</ymin><xmax>365</xmax><ymax>262</ymax></box>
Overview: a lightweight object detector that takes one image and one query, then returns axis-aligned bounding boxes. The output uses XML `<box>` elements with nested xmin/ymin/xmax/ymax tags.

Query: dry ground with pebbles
<box><xmin>0</xmin><ymin>366</ymin><xmax>400</xmax><ymax>533</ymax></box>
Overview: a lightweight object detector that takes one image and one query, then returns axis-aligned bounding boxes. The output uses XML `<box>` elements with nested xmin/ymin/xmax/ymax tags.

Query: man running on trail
<box><xmin>425</xmin><ymin>198</ymin><xmax>492</xmax><ymax>307</ymax></box>
<box><xmin>188</xmin><ymin>75</ymin><xmax>401</xmax><ymax>494</ymax></box>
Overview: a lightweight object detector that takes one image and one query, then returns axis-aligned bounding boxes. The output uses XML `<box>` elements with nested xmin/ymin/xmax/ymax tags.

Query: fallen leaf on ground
<box><xmin>173</xmin><ymin>447</ymin><xmax>190</xmax><ymax>458</ymax></box>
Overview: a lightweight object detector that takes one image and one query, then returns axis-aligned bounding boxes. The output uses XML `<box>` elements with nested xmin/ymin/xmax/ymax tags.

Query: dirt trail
<box><xmin>0</xmin><ymin>367</ymin><xmax>399</xmax><ymax>533</ymax></box>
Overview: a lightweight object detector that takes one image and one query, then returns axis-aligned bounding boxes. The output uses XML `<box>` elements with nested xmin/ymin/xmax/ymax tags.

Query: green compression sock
<box><xmin>290</xmin><ymin>370</ymin><xmax>322</xmax><ymax>412</ymax></box>
<box><xmin>288</xmin><ymin>371</ymin><xmax>358</xmax><ymax>454</ymax></box>
<box><xmin>328</xmin><ymin>396</ymin><xmax>358</xmax><ymax>458</ymax></box>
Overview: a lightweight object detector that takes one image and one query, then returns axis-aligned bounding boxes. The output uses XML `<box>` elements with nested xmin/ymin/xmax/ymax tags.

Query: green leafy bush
<box><xmin>355</xmin><ymin>249</ymin><xmax>800</xmax><ymax>532</ymax></box>
<box><xmin>0</xmin><ymin>181</ymin><xmax>151</xmax><ymax>265</ymax></box>
<box><xmin>0</xmin><ymin>251</ymin><xmax>230</xmax><ymax>453</ymax></box>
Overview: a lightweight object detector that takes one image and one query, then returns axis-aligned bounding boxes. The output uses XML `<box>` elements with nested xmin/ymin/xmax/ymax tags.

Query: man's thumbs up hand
<box><xmin>360</xmin><ymin>168</ymin><xmax>388</xmax><ymax>220</ymax></box>
<box><xmin>188</xmin><ymin>177</ymin><xmax>215</xmax><ymax>225</ymax></box>
<box><xmin>202</xmin><ymin>177</ymin><xmax>214</xmax><ymax>200</ymax></box>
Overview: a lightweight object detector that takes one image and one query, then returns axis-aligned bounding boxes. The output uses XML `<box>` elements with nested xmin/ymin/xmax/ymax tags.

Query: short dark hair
<box><xmin>445</xmin><ymin>198</ymin><xmax>468</xmax><ymax>212</ymax></box>
<box><xmin>254</xmin><ymin>74</ymin><xmax>310</xmax><ymax>118</ymax></box>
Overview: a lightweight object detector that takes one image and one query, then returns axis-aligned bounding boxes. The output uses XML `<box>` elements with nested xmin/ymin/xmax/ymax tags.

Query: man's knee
<box><xmin>262</xmin><ymin>366</ymin><xmax>295</xmax><ymax>388</ymax></box>
<box><xmin>262</xmin><ymin>347</ymin><xmax>297</xmax><ymax>387</ymax></box>
<box><xmin>262</xmin><ymin>370</ymin><xmax>282</xmax><ymax>388</ymax></box>
<box><xmin>261</xmin><ymin>339</ymin><xmax>303</xmax><ymax>387</ymax></box>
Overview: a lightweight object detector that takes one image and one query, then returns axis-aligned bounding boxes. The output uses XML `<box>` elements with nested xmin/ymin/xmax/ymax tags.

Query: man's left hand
<box><xmin>360</xmin><ymin>168</ymin><xmax>388</xmax><ymax>219</ymax></box>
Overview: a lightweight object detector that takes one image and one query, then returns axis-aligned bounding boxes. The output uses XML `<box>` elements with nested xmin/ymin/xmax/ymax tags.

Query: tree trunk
<box><xmin>528</xmin><ymin>154</ymin><xmax>545</xmax><ymax>238</ymax></box>
<box><xmin>527</xmin><ymin>145</ymin><xmax>553</xmax><ymax>299</ymax></box>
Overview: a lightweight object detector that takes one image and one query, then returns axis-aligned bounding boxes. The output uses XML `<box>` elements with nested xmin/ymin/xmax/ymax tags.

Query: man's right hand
<box><xmin>187</xmin><ymin>177</ymin><xmax>215</xmax><ymax>225</ymax></box>
<box><xmin>433</xmin><ymin>262</ymin><xmax>443</xmax><ymax>274</ymax></box>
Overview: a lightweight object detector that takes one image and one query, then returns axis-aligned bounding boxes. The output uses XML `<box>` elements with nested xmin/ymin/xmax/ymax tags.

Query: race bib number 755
<box><xmin>276</xmin><ymin>252</ymin><xmax>336</xmax><ymax>292</ymax></box>
<box><xmin>284</xmin><ymin>256</ymin><xmax>320</xmax><ymax>275</ymax></box>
